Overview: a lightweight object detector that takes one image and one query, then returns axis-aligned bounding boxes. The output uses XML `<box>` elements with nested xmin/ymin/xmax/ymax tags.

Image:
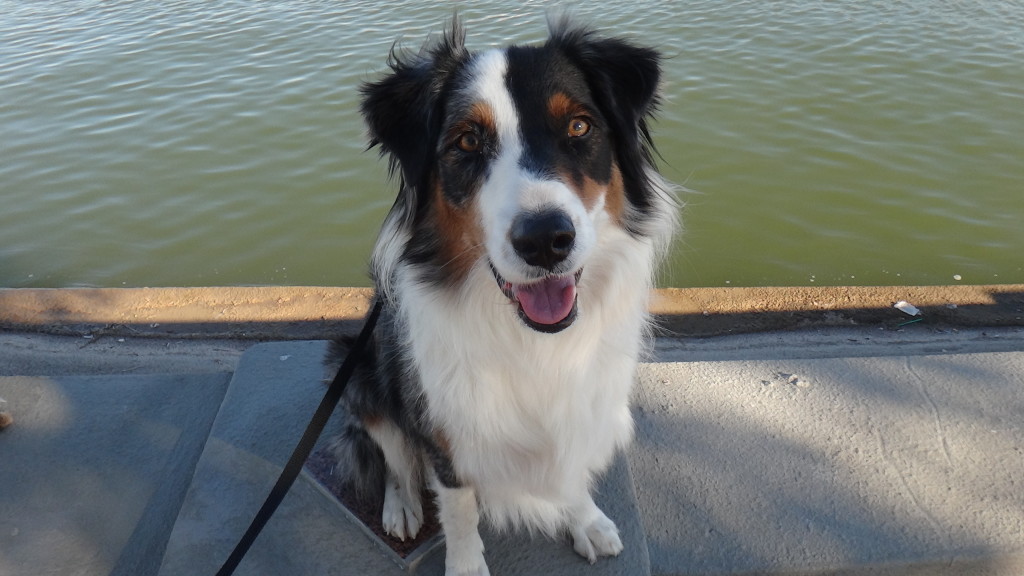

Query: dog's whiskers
<box><xmin>438</xmin><ymin>241</ymin><xmax>485</xmax><ymax>271</ymax></box>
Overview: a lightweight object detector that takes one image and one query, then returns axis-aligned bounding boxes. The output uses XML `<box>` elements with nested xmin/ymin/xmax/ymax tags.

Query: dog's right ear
<box><xmin>360</xmin><ymin>21</ymin><xmax>468</xmax><ymax>190</ymax></box>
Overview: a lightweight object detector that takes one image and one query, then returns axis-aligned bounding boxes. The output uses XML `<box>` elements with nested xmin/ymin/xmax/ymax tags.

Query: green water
<box><xmin>2</xmin><ymin>1</ymin><xmax>1023</xmax><ymax>288</ymax></box>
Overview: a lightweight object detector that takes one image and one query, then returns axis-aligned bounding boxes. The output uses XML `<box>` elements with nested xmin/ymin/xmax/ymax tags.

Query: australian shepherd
<box><xmin>328</xmin><ymin>18</ymin><xmax>678</xmax><ymax>576</ymax></box>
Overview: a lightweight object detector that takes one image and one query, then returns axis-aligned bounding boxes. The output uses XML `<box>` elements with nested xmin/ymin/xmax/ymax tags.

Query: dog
<box><xmin>328</xmin><ymin>17</ymin><xmax>678</xmax><ymax>576</ymax></box>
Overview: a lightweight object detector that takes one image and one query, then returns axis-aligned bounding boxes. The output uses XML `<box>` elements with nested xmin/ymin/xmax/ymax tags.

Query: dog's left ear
<box><xmin>549</xmin><ymin>24</ymin><xmax>661</xmax><ymax>128</ymax></box>
<box><xmin>360</xmin><ymin>20</ymin><xmax>468</xmax><ymax>188</ymax></box>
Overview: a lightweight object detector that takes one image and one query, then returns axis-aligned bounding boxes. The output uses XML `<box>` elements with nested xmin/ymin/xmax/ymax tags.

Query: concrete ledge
<box><xmin>2</xmin><ymin>285</ymin><xmax>1023</xmax><ymax>339</ymax></box>
<box><xmin>652</xmin><ymin>285</ymin><xmax>1024</xmax><ymax>336</ymax></box>
<box><xmin>0</xmin><ymin>286</ymin><xmax>373</xmax><ymax>339</ymax></box>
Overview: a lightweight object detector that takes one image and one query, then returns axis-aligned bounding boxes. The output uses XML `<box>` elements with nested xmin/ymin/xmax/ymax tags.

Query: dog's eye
<box><xmin>567</xmin><ymin>117</ymin><xmax>591</xmax><ymax>138</ymax></box>
<box><xmin>456</xmin><ymin>132</ymin><xmax>481</xmax><ymax>153</ymax></box>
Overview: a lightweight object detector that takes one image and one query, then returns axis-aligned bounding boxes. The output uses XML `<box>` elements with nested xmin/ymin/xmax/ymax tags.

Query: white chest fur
<box><xmin>394</xmin><ymin>225</ymin><xmax>655</xmax><ymax>531</ymax></box>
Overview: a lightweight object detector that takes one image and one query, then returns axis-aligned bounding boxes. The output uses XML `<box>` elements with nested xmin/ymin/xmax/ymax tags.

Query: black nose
<box><xmin>510</xmin><ymin>210</ymin><xmax>576</xmax><ymax>271</ymax></box>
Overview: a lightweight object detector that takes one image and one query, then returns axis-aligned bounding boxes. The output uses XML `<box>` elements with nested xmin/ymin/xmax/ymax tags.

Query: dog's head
<box><xmin>362</xmin><ymin>19</ymin><xmax>665</xmax><ymax>333</ymax></box>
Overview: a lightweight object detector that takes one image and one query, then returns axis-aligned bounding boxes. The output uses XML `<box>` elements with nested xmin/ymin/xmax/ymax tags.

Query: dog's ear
<box><xmin>548</xmin><ymin>22</ymin><xmax>661</xmax><ymax>131</ymax></box>
<box><xmin>360</xmin><ymin>21</ymin><xmax>468</xmax><ymax>189</ymax></box>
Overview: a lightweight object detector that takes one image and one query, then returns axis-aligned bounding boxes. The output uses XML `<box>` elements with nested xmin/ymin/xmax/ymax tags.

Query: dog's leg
<box><xmin>433</xmin><ymin>479</ymin><xmax>489</xmax><ymax>576</ymax></box>
<box><xmin>568</xmin><ymin>494</ymin><xmax>623</xmax><ymax>564</ymax></box>
<box><xmin>366</xmin><ymin>419</ymin><xmax>423</xmax><ymax>541</ymax></box>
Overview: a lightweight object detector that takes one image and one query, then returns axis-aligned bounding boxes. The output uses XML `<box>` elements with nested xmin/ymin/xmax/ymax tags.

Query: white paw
<box><xmin>571</xmin><ymin>511</ymin><xmax>623</xmax><ymax>564</ymax></box>
<box><xmin>381</xmin><ymin>480</ymin><xmax>422</xmax><ymax>541</ymax></box>
<box><xmin>445</xmin><ymin>561</ymin><xmax>490</xmax><ymax>576</ymax></box>
<box><xmin>444</xmin><ymin>533</ymin><xmax>489</xmax><ymax>576</ymax></box>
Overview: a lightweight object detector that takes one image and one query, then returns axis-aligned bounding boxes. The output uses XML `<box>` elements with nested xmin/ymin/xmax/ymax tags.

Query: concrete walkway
<box><xmin>1</xmin><ymin>286</ymin><xmax>1023</xmax><ymax>575</ymax></box>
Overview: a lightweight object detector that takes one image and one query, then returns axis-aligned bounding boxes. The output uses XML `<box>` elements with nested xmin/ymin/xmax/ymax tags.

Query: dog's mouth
<box><xmin>491</xmin><ymin>264</ymin><xmax>582</xmax><ymax>334</ymax></box>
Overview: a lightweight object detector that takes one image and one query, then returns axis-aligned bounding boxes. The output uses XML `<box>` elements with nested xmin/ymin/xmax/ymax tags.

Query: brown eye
<box><xmin>568</xmin><ymin>117</ymin><xmax>591</xmax><ymax>138</ymax></box>
<box><xmin>456</xmin><ymin>132</ymin><xmax>481</xmax><ymax>153</ymax></box>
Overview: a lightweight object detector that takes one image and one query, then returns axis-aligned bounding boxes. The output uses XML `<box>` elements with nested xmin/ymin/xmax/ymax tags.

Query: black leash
<box><xmin>215</xmin><ymin>299</ymin><xmax>383</xmax><ymax>576</ymax></box>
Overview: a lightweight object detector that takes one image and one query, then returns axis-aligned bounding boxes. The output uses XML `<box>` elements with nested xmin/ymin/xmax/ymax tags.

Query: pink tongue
<box><xmin>513</xmin><ymin>275</ymin><xmax>577</xmax><ymax>325</ymax></box>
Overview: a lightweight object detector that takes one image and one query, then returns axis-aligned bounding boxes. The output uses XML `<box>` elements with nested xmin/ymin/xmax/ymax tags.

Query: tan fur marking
<box><xmin>560</xmin><ymin>168</ymin><xmax>605</xmax><ymax>212</ymax></box>
<box><xmin>547</xmin><ymin>92</ymin><xmax>582</xmax><ymax>122</ymax></box>
<box><xmin>450</xmin><ymin>101</ymin><xmax>496</xmax><ymax>143</ymax></box>
<box><xmin>432</xmin><ymin>178</ymin><xmax>484</xmax><ymax>284</ymax></box>
<box><xmin>559</xmin><ymin>164</ymin><xmax>626</xmax><ymax>216</ymax></box>
<box><xmin>470</xmin><ymin>101</ymin><xmax>495</xmax><ymax>133</ymax></box>
<box><xmin>604</xmin><ymin>164</ymin><xmax>626</xmax><ymax>224</ymax></box>
<box><xmin>433</xmin><ymin>430</ymin><xmax>453</xmax><ymax>457</ymax></box>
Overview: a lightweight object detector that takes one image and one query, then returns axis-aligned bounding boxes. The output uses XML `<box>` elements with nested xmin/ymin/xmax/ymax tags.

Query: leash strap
<box><xmin>215</xmin><ymin>299</ymin><xmax>383</xmax><ymax>576</ymax></box>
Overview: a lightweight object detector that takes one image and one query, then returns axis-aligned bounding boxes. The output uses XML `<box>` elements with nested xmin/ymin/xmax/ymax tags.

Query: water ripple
<box><xmin>2</xmin><ymin>1</ymin><xmax>1023</xmax><ymax>287</ymax></box>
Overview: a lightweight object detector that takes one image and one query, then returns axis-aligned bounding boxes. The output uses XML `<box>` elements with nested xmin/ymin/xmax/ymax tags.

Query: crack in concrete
<box><xmin>906</xmin><ymin>357</ymin><xmax>955</xmax><ymax>469</ymax></box>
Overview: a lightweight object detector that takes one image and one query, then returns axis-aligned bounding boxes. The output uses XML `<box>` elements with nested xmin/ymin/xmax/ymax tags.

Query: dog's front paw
<box><xmin>382</xmin><ymin>480</ymin><xmax>423</xmax><ymax>541</ymax></box>
<box><xmin>445</xmin><ymin>561</ymin><xmax>490</xmax><ymax>576</ymax></box>
<box><xmin>444</xmin><ymin>529</ymin><xmax>489</xmax><ymax>576</ymax></box>
<box><xmin>571</xmin><ymin>511</ymin><xmax>623</xmax><ymax>564</ymax></box>
<box><xmin>444</xmin><ymin>545</ymin><xmax>490</xmax><ymax>576</ymax></box>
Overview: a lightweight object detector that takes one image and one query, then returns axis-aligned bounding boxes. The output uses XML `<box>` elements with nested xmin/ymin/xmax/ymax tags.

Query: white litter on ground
<box><xmin>894</xmin><ymin>300</ymin><xmax>921</xmax><ymax>316</ymax></box>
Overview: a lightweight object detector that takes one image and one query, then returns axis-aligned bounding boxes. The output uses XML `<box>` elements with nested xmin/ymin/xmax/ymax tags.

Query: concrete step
<box><xmin>157</xmin><ymin>340</ymin><xmax>650</xmax><ymax>576</ymax></box>
<box><xmin>0</xmin><ymin>372</ymin><xmax>231</xmax><ymax>576</ymax></box>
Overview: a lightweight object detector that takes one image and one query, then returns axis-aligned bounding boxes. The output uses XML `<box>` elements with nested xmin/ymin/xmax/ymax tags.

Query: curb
<box><xmin>1</xmin><ymin>285</ymin><xmax>1022</xmax><ymax>339</ymax></box>
<box><xmin>652</xmin><ymin>284</ymin><xmax>1024</xmax><ymax>336</ymax></box>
